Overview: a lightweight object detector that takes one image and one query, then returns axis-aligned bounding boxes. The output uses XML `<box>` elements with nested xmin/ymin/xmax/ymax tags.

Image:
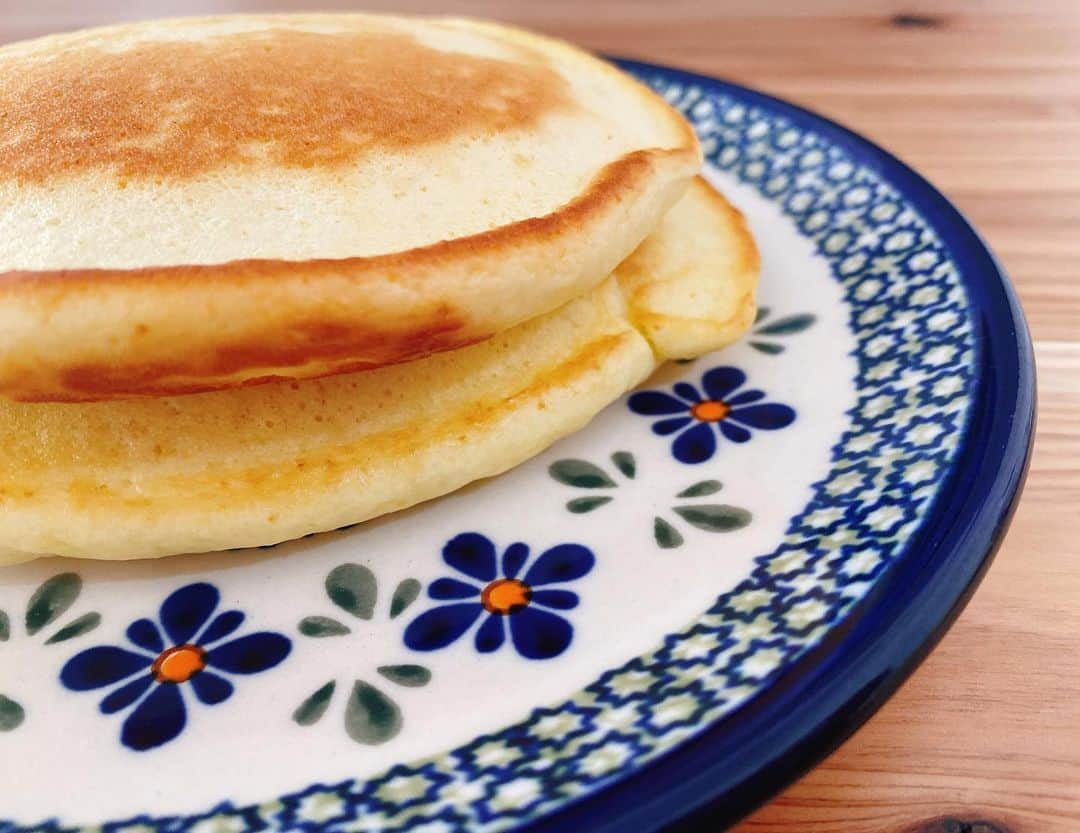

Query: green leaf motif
<box><xmin>390</xmin><ymin>579</ymin><xmax>422</xmax><ymax>620</ymax></box>
<box><xmin>567</xmin><ymin>496</ymin><xmax>613</xmax><ymax>514</ymax></box>
<box><xmin>677</xmin><ymin>480</ymin><xmax>723</xmax><ymax>498</ymax></box>
<box><xmin>611</xmin><ymin>451</ymin><xmax>636</xmax><ymax>480</ymax></box>
<box><xmin>293</xmin><ymin>681</ymin><xmax>336</xmax><ymax>726</ymax></box>
<box><xmin>25</xmin><ymin>573</ymin><xmax>81</xmax><ymax>637</ymax></box>
<box><xmin>750</xmin><ymin>341</ymin><xmax>785</xmax><ymax>355</ymax></box>
<box><xmin>377</xmin><ymin>664</ymin><xmax>432</xmax><ymax>688</ymax></box>
<box><xmin>326</xmin><ymin>564</ymin><xmax>377</xmax><ymax>620</ymax></box>
<box><xmin>654</xmin><ymin>517</ymin><xmax>684</xmax><ymax>549</ymax></box>
<box><xmin>754</xmin><ymin>306</ymin><xmax>770</xmax><ymax>324</ymax></box>
<box><xmin>345</xmin><ymin>681</ymin><xmax>402</xmax><ymax>745</ymax></box>
<box><xmin>756</xmin><ymin>313</ymin><xmax>817</xmax><ymax>336</ymax></box>
<box><xmin>673</xmin><ymin>504</ymin><xmax>753</xmax><ymax>533</ymax></box>
<box><xmin>45</xmin><ymin>612</ymin><xmax>101</xmax><ymax>645</ymax></box>
<box><xmin>548</xmin><ymin>459</ymin><xmax>616</xmax><ymax>489</ymax></box>
<box><xmin>0</xmin><ymin>609</ymin><xmax>9</xmax><ymax>642</ymax></box>
<box><xmin>299</xmin><ymin>616</ymin><xmax>351</xmax><ymax>637</ymax></box>
<box><xmin>0</xmin><ymin>694</ymin><xmax>24</xmax><ymax>732</ymax></box>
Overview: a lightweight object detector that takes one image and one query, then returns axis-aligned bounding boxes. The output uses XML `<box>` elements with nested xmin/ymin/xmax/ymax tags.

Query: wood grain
<box><xmin>2</xmin><ymin>2</ymin><xmax>1077</xmax><ymax>831</ymax></box>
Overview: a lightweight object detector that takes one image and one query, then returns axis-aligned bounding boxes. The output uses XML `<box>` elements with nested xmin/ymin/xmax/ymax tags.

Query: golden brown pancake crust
<box><xmin>0</xmin><ymin>150</ymin><xmax>677</xmax><ymax>401</ymax></box>
<box><xmin>0</xmin><ymin>29</ymin><xmax>572</xmax><ymax>183</ymax></box>
<box><xmin>0</xmin><ymin>15</ymin><xmax>702</xmax><ymax>402</ymax></box>
<box><xmin>54</xmin><ymin>310</ymin><xmax>477</xmax><ymax>402</ymax></box>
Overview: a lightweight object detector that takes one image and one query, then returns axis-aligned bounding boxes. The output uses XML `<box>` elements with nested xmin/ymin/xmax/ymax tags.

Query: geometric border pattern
<box><xmin>3</xmin><ymin>68</ymin><xmax>975</xmax><ymax>833</ymax></box>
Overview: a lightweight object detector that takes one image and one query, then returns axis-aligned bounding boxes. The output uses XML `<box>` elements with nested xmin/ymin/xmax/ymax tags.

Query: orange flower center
<box><xmin>691</xmin><ymin>399</ymin><xmax>730</xmax><ymax>422</ymax></box>
<box><xmin>152</xmin><ymin>644</ymin><xmax>206</xmax><ymax>683</ymax></box>
<box><xmin>481</xmin><ymin>579</ymin><xmax>532</xmax><ymax>615</ymax></box>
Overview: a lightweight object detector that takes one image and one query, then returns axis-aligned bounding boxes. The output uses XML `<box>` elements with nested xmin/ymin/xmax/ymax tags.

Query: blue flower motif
<box><xmin>404</xmin><ymin>533</ymin><xmax>595</xmax><ymax>660</ymax></box>
<box><xmin>628</xmin><ymin>366</ymin><xmax>796</xmax><ymax>464</ymax></box>
<box><xmin>60</xmin><ymin>583</ymin><xmax>291</xmax><ymax>751</ymax></box>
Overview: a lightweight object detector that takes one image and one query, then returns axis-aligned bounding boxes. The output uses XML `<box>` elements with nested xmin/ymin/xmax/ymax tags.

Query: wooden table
<box><xmin>3</xmin><ymin>2</ymin><xmax>1077</xmax><ymax>831</ymax></box>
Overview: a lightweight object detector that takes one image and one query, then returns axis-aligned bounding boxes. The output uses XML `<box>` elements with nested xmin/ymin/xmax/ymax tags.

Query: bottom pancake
<box><xmin>0</xmin><ymin>178</ymin><xmax>757</xmax><ymax>563</ymax></box>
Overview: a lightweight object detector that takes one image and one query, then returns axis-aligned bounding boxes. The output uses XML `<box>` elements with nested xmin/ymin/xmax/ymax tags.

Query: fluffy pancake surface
<box><xmin>0</xmin><ymin>14</ymin><xmax>700</xmax><ymax>400</ymax></box>
<box><xmin>0</xmin><ymin>178</ymin><xmax>757</xmax><ymax>564</ymax></box>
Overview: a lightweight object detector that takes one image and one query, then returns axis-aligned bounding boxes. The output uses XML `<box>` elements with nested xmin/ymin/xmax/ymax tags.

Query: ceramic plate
<box><xmin>0</xmin><ymin>61</ymin><xmax>1034</xmax><ymax>833</ymax></box>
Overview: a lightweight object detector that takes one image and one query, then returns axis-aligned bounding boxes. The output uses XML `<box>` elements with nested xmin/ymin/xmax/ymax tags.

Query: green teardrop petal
<box><xmin>567</xmin><ymin>496</ymin><xmax>613</xmax><ymax>514</ymax></box>
<box><xmin>754</xmin><ymin>306</ymin><xmax>770</xmax><ymax>324</ymax></box>
<box><xmin>676</xmin><ymin>480</ymin><xmax>723</xmax><ymax>498</ymax></box>
<box><xmin>0</xmin><ymin>610</ymin><xmax>9</xmax><ymax>642</ymax></box>
<box><xmin>750</xmin><ymin>341</ymin><xmax>785</xmax><ymax>355</ymax></box>
<box><xmin>756</xmin><ymin>313</ymin><xmax>816</xmax><ymax>336</ymax></box>
<box><xmin>377</xmin><ymin>664</ymin><xmax>432</xmax><ymax>688</ymax></box>
<box><xmin>548</xmin><ymin>459</ymin><xmax>616</xmax><ymax>489</ymax></box>
<box><xmin>293</xmin><ymin>681</ymin><xmax>336</xmax><ymax>726</ymax></box>
<box><xmin>345</xmin><ymin>681</ymin><xmax>402</xmax><ymax>745</ymax></box>
<box><xmin>390</xmin><ymin>579</ymin><xmax>422</xmax><ymax>619</ymax></box>
<box><xmin>25</xmin><ymin>573</ymin><xmax>81</xmax><ymax>637</ymax></box>
<box><xmin>673</xmin><ymin>504</ymin><xmax>753</xmax><ymax>532</ymax></box>
<box><xmin>298</xmin><ymin>616</ymin><xmax>351</xmax><ymax>637</ymax></box>
<box><xmin>325</xmin><ymin>564</ymin><xmax>377</xmax><ymax>620</ymax></box>
<box><xmin>611</xmin><ymin>451</ymin><xmax>636</xmax><ymax>480</ymax></box>
<box><xmin>654</xmin><ymin>517</ymin><xmax>684</xmax><ymax>549</ymax></box>
<box><xmin>45</xmin><ymin>612</ymin><xmax>102</xmax><ymax>645</ymax></box>
<box><xmin>0</xmin><ymin>694</ymin><xmax>25</xmax><ymax>731</ymax></box>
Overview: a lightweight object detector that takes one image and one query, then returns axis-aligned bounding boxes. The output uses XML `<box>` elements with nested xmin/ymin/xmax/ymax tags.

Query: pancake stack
<box><xmin>0</xmin><ymin>14</ymin><xmax>759</xmax><ymax>564</ymax></box>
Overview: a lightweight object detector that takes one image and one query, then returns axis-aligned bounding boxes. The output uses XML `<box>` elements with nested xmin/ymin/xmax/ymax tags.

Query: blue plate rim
<box><xmin>512</xmin><ymin>58</ymin><xmax>1036</xmax><ymax>833</ymax></box>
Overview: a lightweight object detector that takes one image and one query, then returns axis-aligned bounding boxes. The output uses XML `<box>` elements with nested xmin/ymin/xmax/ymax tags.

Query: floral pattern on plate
<box><xmin>60</xmin><ymin>583</ymin><xmax>290</xmax><ymax>750</ymax></box>
<box><xmin>0</xmin><ymin>573</ymin><xmax>102</xmax><ymax>733</ymax></box>
<box><xmin>629</xmin><ymin>366</ymin><xmax>796</xmax><ymax>464</ymax></box>
<box><xmin>404</xmin><ymin>533</ymin><xmax>594</xmax><ymax>660</ymax></box>
<box><xmin>293</xmin><ymin>564</ymin><xmax>431</xmax><ymax>745</ymax></box>
<box><xmin>548</xmin><ymin>452</ymin><xmax>752</xmax><ymax>549</ymax></box>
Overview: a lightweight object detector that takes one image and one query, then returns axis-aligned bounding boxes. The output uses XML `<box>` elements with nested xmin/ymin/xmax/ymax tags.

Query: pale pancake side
<box><xmin>0</xmin><ymin>178</ymin><xmax>756</xmax><ymax>564</ymax></box>
<box><xmin>0</xmin><ymin>14</ymin><xmax>701</xmax><ymax>401</ymax></box>
<box><xmin>619</xmin><ymin>177</ymin><xmax>759</xmax><ymax>358</ymax></box>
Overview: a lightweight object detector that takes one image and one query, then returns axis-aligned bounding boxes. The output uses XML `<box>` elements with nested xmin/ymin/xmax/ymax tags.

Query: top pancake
<box><xmin>0</xmin><ymin>14</ymin><xmax>701</xmax><ymax>401</ymax></box>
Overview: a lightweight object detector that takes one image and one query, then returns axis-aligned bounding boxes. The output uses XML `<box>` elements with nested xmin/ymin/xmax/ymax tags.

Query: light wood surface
<box><xmin>2</xmin><ymin>3</ymin><xmax>1077</xmax><ymax>831</ymax></box>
